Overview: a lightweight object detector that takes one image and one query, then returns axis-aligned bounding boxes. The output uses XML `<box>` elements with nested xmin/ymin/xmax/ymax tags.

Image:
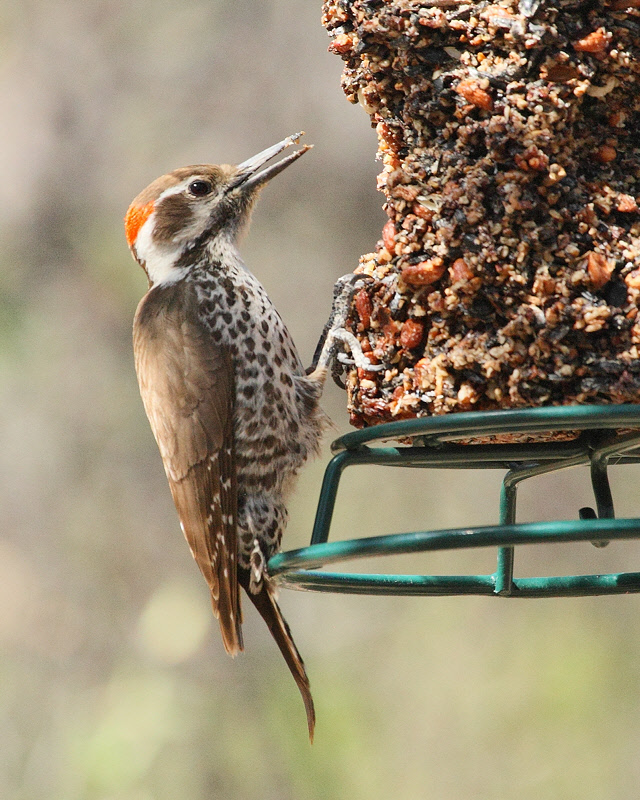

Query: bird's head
<box><xmin>125</xmin><ymin>132</ymin><xmax>311</xmax><ymax>286</ymax></box>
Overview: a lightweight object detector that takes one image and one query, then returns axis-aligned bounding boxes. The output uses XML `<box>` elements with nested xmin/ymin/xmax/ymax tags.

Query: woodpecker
<box><xmin>125</xmin><ymin>133</ymin><xmax>370</xmax><ymax>741</ymax></box>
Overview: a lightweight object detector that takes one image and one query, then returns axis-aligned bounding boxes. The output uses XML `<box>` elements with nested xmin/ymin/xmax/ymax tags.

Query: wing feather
<box><xmin>133</xmin><ymin>284</ymin><xmax>242</xmax><ymax>654</ymax></box>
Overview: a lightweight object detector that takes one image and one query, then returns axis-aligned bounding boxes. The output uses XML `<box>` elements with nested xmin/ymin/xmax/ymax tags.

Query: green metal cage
<box><xmin>268</xmin><ymin>404</ymin><xmax>640</xmax><ymax>597</ymax></box>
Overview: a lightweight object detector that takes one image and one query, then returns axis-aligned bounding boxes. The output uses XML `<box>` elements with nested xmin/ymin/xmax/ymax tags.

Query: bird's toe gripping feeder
<box><xmin>269</xmin><ymin>405</ymin><xmax>640</xmax><ymax>597</ymax></box>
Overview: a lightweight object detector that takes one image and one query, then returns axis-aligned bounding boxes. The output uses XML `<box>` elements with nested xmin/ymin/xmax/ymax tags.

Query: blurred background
<box><xmin>2</xmin><ymin>1</ymin><xmax>640</xmax><ymax>798</ymax></box>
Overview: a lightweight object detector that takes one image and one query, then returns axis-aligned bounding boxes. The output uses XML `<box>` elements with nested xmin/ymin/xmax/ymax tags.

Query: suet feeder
<box><xmin>286</xmin><ymin>3</ymin><xmax>640</xmax><ymax>598</ymax></box>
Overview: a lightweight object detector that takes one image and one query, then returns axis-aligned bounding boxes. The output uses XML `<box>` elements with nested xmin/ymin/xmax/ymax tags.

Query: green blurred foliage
<box><xmin>1</xmin><ymin>1</ymin><xmax>640</xmax><ymax>798</ymax></box>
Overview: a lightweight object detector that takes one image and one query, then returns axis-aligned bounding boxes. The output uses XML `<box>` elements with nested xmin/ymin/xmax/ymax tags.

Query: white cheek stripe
<box><xmin>135</xmin><ymin>212</ymin><xmax>187</xmax><ymax>287</ymax></box>
<box><xmin>157</xmin><ymin>179</ymin><xmax>194</xmax><ymax>202</ymax></box>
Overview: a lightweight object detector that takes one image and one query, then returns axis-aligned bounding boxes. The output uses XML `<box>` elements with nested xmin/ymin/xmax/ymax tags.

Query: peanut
<box><xmin>401</xmin><ymin>258</ymin><xmax>446</xmax><ymax>286</ymax></box>
<box><xmin>400</xmin><ymin>319</ymin><xmax>425</xmax><ymax>349</ymax></box>
<box><xmin>455</xmin><ymin>79</ymin><xmax>493</xmax><ymax>111</ymax></box>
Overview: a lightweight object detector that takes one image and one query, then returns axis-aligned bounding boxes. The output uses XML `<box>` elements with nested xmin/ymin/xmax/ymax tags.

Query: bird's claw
<box><xmin>327</xmin><ymin>274</ymin><xmax>383</xmax><ymax>385</ymax></box>
<box><xmin>332</xmin><ymin>272</ymin><xmax>374</xmax><ymax>296</ymax></box>
<box><xmin>335</xmin><ymin>343</ymin><xmax>384</xmax><ymax>371</ymax></box>
<box><xmin>309</xmin><ymin>273</ymin><xmax>383</xmax><ymax>386</ymax></box>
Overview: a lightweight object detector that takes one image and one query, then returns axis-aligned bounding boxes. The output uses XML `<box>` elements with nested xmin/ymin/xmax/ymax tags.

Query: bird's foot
<box><xmin>308</xmin><ymin>274</ymin><xmax>383</xmax><ymax>387</ymax></box>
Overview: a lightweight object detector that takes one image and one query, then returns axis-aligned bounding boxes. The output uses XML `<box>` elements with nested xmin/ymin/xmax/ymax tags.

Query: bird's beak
<box><xmin>229</xmin><ymin>132</ymin><xmax>312</xmax><ymax>193</ymax></box>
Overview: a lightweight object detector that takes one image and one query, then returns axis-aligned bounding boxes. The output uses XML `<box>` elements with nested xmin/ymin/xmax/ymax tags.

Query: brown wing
<box><xmin>133</xmin><ymin>283</ymin><xmax>242</xmax><ymax>655</ymax></box>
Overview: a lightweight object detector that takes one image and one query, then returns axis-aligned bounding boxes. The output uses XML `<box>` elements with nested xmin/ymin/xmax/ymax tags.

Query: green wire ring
<box><xmin>269</xmin><ymin>405</ymin><xmax>640</xmax><ymax>597</ymax></box>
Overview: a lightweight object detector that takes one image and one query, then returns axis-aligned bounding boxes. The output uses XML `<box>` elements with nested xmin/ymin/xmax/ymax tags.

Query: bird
<box><xmin>125</xmin><ymin>133</ymin><xmax>371</xmax><ymax>741</ymax></box>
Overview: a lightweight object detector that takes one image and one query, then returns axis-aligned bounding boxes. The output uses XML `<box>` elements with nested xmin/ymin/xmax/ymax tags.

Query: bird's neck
<box><xmin>143</xmin><ymin>228</ymin><xmax>244</xmax><ymax>289</ymax></box>
<box><xmin>204</xmin><ymin>231</ymin><xmax>243</xmax><ymax>267</ymax></box>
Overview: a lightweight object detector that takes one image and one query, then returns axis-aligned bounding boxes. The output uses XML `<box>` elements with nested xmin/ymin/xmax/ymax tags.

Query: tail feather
<box><xmin>238</xmin><ymin>567</ymin><xmax>316</xmax><ymax>742</ymax></box>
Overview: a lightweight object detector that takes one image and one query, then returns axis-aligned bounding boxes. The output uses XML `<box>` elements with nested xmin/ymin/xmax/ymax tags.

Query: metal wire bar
<box><xmin>496</xmin><ymin>451</ymin><xmax>591</xmax><ymax>594</ymax></box>
<box><xmin>269</xmin><ymin>570</ymin><xmax>640</xmax><ymax>597</ymax></box>
<box><xmin>271</xmin><ymin>405</ymin><xmax>640</xmax><ymax>598</ymax></box>
<box><xmin>331</xmin><ymin>405</ymin><xmax>640</xmax><ymax>452</ymax></box>
<box><xmin>272</xmin><ymin>518</ymin><xmax>640</xmax><ymax>572</ymax></box>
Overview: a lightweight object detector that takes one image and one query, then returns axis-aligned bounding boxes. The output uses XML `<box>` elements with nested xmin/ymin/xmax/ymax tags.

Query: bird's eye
<box><xmin>188</xmin><ymin>179</ymin><xmax>213</xmax><ymax>197</ymax></box>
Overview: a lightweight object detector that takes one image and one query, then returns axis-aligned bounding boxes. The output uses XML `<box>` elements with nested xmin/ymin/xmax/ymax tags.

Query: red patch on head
<box><xmin>125</xmin><ymin>201</ymin><xmax>155</xmax><ymax>248</ymax></box>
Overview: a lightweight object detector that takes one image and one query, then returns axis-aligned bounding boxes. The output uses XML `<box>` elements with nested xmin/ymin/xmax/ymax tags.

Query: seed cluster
<box><xmin>322</xmin><ymin>0</ymin><xmax>640</xmax><ymax>427</ymax></box>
